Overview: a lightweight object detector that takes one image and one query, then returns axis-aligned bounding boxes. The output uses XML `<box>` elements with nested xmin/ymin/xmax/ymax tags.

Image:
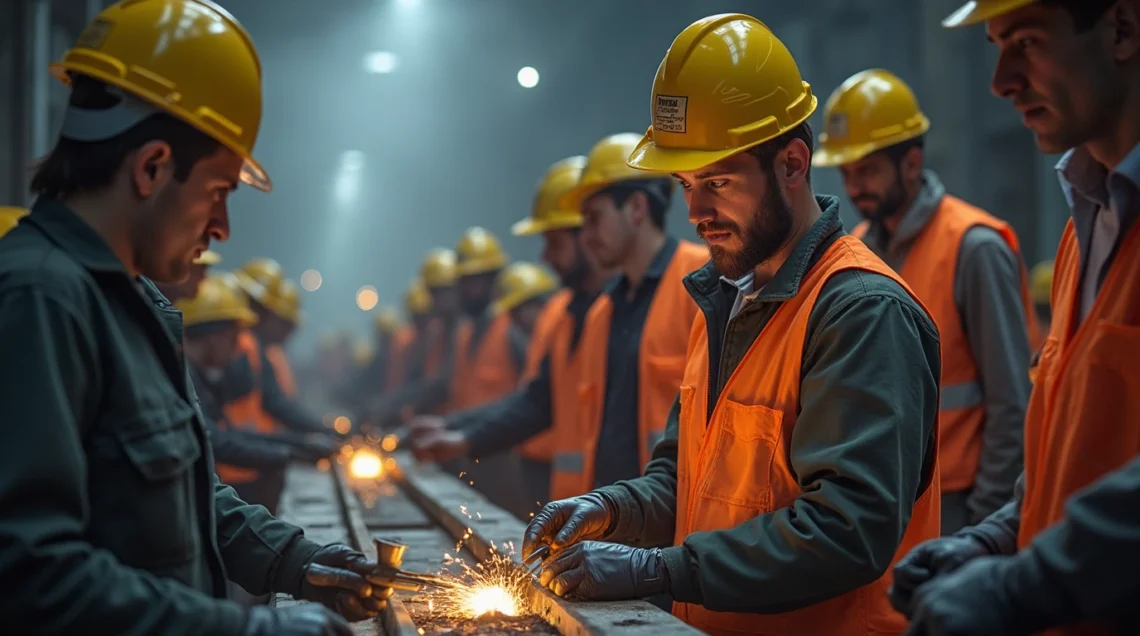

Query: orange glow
<box><xmin>381</xmin><ymin>434</ymin><xmax>399</xmax><ymax>452</ymax></box>
<box><xmin>466</xmin><ymin>586</ymin><xmax>518</xmax><ymax>617</ymax></box>
<box><xmin>333</xmin><ymin>416</ymin><xmax>352</xmax><ymax>435</ymax></box>
<box><xmin>349</xmin><ymin>450</ymin><xmax>383</xmax><ymax>479</ymax></box>
<box><xmin>356</xmin><ymin>286</ymin><xmax>379</xmax><ymax>311</ymax></box>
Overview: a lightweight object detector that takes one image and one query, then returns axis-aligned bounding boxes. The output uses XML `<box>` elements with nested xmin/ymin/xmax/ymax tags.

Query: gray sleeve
<box><xmin>508</xmin><ymin>324</ymin><xmax>530</xmax><ymax>374</ymax></box>
<box><xmin>954</xmin><ymin>226</ymin><xmax>1032</xmax><ymax>522</ymax></box>
<box><xmin>656</xmin><ymin>272</ymin><xmax>942</xmax><ymax>612</ymax></box>
<box><xmin>956</xmin><ymin>472</ymin><xmax>1023</xmax><ymax>556</ymax></box>
<box><xmin>1004</xmin><ymin>455</ymin><xmax>1140</xmax><ymax>628</ymax></box>
<box><xmin>596</xmin><ymin>395</ymin><xmax>680</xmax><ymax>548</ymax></box>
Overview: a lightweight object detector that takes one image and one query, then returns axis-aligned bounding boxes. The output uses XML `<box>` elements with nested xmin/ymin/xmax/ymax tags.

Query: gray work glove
<box><xmin>890</xmin><ymin>535</ymin><xmax>991</xmax><ymax>617</ymax></box>
<box><xmin>522</xmin><ymin>493</ymin><xmax>615</xmax><ymax>558</ymax></box>
<box><xmin>244</xmin><ymin>605</ymin><xmax>352</xmax><ymax>636</ymax></box>
<box><xmin>298</xmin><ymin>544</ymin><xmax>393</xmax><ymax>622</ymax></box>
<box><xmin>538</xmin><ymin>541</ymin><xmax>668</xmax><ymax>601</ymax></box>
<box><xmin>905</xmin><ymin>556</ymin><xmax>1042</xmax><ymax>636</ymax></box>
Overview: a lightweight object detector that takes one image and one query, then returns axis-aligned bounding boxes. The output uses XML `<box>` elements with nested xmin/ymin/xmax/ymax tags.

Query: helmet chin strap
<box><xmin>59</xmin><ymin>85</ymin><xmax>161</xmax><ymax>142</ymax></box>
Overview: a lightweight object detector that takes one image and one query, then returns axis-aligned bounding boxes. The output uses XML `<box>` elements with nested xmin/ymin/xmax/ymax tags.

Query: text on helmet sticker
<box><xmin>828</xmin><ymin>113</ymin><xmax>848</xmax><ymax>140</ymax></box>
<box><xmin>654</xmin><ymin>95</ymin><xmax>688</xmax><ymax>134</ymax></box>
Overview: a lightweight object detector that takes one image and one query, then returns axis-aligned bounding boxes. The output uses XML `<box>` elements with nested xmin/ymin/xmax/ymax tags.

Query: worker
<box><xmin>895</xmin><ymin>1</ymin><xmax>1140</xmax><ymax>634</ymax></box>
<box><xmin>0</xmin><ymin>2</ymin><xmax>389</xmax><ymax>634</ymax></box>
<box><xmin>493</xmin><ymin>262</ymin><xmax>559</xmax><ymax>336</ymax></box>
<box><xmin>363</xmin><ymin>249</ymin><xmax>461</xmax><ymax>424</ymax></box>
<box><xmin>236</xmin><ymin>259</ymin><xmax>305</xmax><ymax>396</ymax></box>
<box><xmin>1029</xmin><ymin>259</ymin><xmax>1054</xmax><ymax>348</ymax></box>
<box><xmin>813</xmin><ymin>68</ymin><xmax>1038</xmax><ymax>532</ymax></box>
<box><xmin>545</xmin><ymin>132</ymin><xmax>708</xmax><ymax>501</ymax></box>
<box><xmin>523</xmin><ymin>14</ymin><xmax>942</xmax><ymax>635</ymax></box>
<box><xmin>342</xmin><ymin>307</ymin><xmax>402</xmax><ymax>411</ymax></box>
<box><xmin>179</xmin><ymin>273</ymin><xmax>319</xmax><ymax>508</ymax></box>
<box><xmin>0</xmin><ymin>206</ymin><xmax>29</xmax><ymax>237</ymax></box>
<box><xmin>407</xmin><ymin>156</ymin><xmax>614</xmax><ymax>509</ymax></box>
<box><xmin>384</xmin><ymin>279</ymin><xmax>435</xmax><ymax>391</ymax></box>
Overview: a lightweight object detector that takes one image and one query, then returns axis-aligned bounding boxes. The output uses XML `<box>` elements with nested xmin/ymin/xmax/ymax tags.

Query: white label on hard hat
<box><xmin>654</xmin><ymin>95</ymin><xmax>688</xmax><ymax>134</ymax></box>
<box><xmin>828</xmin><ymin>113</ymin><xmax>848</xmax><ymax>139</ymax></box>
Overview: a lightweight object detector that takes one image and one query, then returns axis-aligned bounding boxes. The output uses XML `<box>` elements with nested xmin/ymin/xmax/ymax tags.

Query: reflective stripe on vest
<box><xmin>549</xmin><ymin>240</ymin><xmax>708</xmax><ymax>501</ymax></box>
<box><xmin>672</xmin><ymin>235</ymin><xmax>941</xmax><ymax>635</ymax></box>
<box><xmin>854</xmin><ymin>196</ymin><xmax>1039</xmax><ymax>492</ymax></box>
<box><xmin>517</xmin><ymin>290</ymin><xmax>574</xmax><ymax>463</ymax></box>
<box><xmin>265</xmin><ymin>343</ymin><xmax>298</xmax><ymax>398</ymax></box>
<box><xmin>1018</xmin><ymin>220</ymin><xmax>1140</xmax><ymax>636</ymax></box>
<box><xmin>448</xmin><ymin>313</ymin><xmax>520</xmax><ymax>412</ymax></box>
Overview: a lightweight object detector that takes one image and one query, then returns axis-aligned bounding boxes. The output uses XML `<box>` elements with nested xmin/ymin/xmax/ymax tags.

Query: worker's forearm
<box><xmin>461</xmin><ymin>360</ymin><xmax>554</xmax><ymax>457</ymax></box>
<box><xmin>596</xmin><ymin>396</ymin><xmax>681</xmax><ymax>548</ymax></box>
<box><xmin>956</xmin><ymin>227</ymin><xmax>1031</xmax><ymax>522</ymax></box>
<box><xmin>955</xmin><ymin>473</ymin><xmax>1023</xmax><ymax>556</ymax></box>
<box><xmin>213</xmin><ymin>476</ymin><xmax>322</xmax><ymax>596</ymax></box>
<box><xmin>208</xmin><ymin>426</ymin><xmax>292</xmax><ymax>471</ymax></box>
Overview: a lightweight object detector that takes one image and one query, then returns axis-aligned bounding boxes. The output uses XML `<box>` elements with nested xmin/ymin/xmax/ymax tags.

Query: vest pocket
<box><xmin>696</xmin><ymin>399</ymin><xmax>782</xmax><ymax>512</ymax></box>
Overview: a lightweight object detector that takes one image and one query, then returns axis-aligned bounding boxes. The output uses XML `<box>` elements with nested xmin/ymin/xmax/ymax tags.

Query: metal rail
<box><xmin>279</xmin><ymin>456</ymin><xmax>701</xmax><ymax>634</ymax></box>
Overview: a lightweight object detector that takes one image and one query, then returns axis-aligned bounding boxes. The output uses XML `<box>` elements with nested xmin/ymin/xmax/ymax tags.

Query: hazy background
<box><xmin>1</xmin><ymin>0</ymin><xmax>1070</xmax><ymax>357</ymax></box>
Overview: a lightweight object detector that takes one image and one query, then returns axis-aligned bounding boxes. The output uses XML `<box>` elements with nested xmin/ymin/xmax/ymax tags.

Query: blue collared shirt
<box><xmin>1056</xmin><ymin>144</ymin><xmax>1140</xmax><ymax>321</ymax></box>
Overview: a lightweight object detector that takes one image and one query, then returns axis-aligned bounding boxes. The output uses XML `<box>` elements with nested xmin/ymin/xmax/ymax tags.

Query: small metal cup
<box><xmin>374</xmin><ymin>538</ymin><xmax>408</xmax><ymax>568</ymax></box>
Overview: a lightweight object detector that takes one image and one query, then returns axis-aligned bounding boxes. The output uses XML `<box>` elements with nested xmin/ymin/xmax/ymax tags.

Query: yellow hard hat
<box><xmin>455</xmin><ymin>227</ymin><xmax>508</xmax><ymax>277</ymax></box>
<box><xmin>0</xmin><ymin>206</ymin><xmax>29</xmax><ymax>238</ymax></box>
<box><xmin>420</xmin><ymin>249</ymin><xmax>458</xmax><ymax>289</ymax></box>
<box><xmin>1030</xmin><ymin>260</ymin><xmax>1054</xmax><ymax>306</ymax></box>
<box><xmin>193</xmin><ymin>250</ymin><xmax>222</xmax><ymax>266</ymax></box>
<box><xmin>404</xmin><ymin>279</ymin><xmax>433</xmax><ymax>316</ymax></box>
<box><xmin>493</xmin><ymin>262</ymin><xmax>558</xmax><ymax>315</ymax></box>
<box><xmin>52</xmin><ymin>0</ymin><xmax>270</xmax><ymax>191</ymax></box>
<box><xmin>352</xmin><ymin>338</ymin><xmax>374</xmax><ymax>366</ymax></box>
<box><xmin>234</xmin><ymin>258</ymin><xmax>301</xmax><ymax>322</ymax></box>
<box><xmin>943</xmin><ymin>0</ymin><xmax>1038</xmax><ymax>28</ymax></box>
<box><xmin>373</xmin><ymin>306</ymin><xmax>402</xmax><ymax>334</ymax></box>
<box><xmin>560</xmin><ymin>134</ymin><xmax>673</xmax><ymax>209</ymax></box>
<box><xmin>236</xmin><ymin>258</ymin><xmax>284</xmax><ymax>288</ymax></box>
<box><xmin>177</xmin><ymin>272</ymin><xmax>258</xmax><ymax>328</ymax></box>
<box><xmin>513</xmin><ymin>156</ymin><xmax>587</xmax><ymax>236</ymax></box>
<box><xmin>626</xmin><ymin>14</ymin><xmax>817</xmax><ymax>173</ymax></box>
<box><xmin>813</xmin><ymin>69</ymin><xmax>931</xmax><ymax>168</ymax></box>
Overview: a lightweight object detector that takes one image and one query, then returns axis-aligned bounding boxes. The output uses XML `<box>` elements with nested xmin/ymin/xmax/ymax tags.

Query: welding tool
<box><xmin>522</xmin><ymin>545</ymin><xmax>550</xmax><ymax>577</ymax></box>
<box><xmin>371</xmin><ymin>538</ymin><xmax>462</xmax><ymax>592</ymax></box>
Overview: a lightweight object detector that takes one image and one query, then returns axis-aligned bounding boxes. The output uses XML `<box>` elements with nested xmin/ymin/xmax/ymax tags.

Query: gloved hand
<box><xmin>297</xmin><ymin>544</ymin><xmax>393</xmax><ymax>622</ymax></box>
<box><xmin>522</xmin><ymin>493</ymin><xmax>615</xmax><ymax>559</ymax></box>
<box><xmin>890</xmin><ymin>535</ymin><xmax>990</xmax><ymax>616</ymax></box>
<box><xmin>243</xmin><ymin>604</ymin><xmax>352</xmax><ymax>636</ymax></box>
<box><xmin>538</xmin><ymin>541</ymin><xmax>668</xmax><ymax>601</ymax></box>
<box><xmin>409</xmin><ymin>421</ymin><xmax>469</xmax><ymax>464</ymax></box>
<box><xmin>905</xmin><ymin>556</ymin><xmax>1038</xmax><ymax>636</ymax></box>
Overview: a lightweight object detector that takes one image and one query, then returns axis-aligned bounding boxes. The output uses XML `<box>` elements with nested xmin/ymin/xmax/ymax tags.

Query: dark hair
<box><xmin>882</xmin><ymin>134</ymin><xmax>925</xmax><ymax>165</ymax></box>
<box><xmin>30</xmin><ymin>75</ymin><xmax>223</xmax><ymax>200</ymax></box>
<box><xmin>604</xmin><ymin>178</ymin><xmax>673</xmax><ymax>229</ymax></box>
<box><xmin>746</xmin><ymin>121</ymin><xmax>815</xmax><ymax>185</ymax></box>
<box><xmin>1042</xmin><ymin>0</ymin><xmax>1118</xmax><ymax>31</ymax></box>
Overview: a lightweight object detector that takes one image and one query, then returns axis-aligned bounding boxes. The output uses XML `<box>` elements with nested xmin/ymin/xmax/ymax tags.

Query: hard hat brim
<box><xmin>457</xmin><ymin>256</ymin><xmax>507</xmax><ymax>278</ymax></box>
<box><xmin>511</xmin><ymin>214</ymin><xmax>583</xmax><ymax>236</ymax></box>
<box><xmin>626</xmin><ymin>137</ymin><xmax>746</xmax><ymax>174</ymax></box>
<box><xmin>942</xmin><ymin>0</ymin><xmax>1038</xmax><ymax>28</ymax></box>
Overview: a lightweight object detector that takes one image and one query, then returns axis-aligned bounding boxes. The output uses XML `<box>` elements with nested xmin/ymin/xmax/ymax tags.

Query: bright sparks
<box><xmin>349</xmin><ymin>450</ymin><xmax>383</xmax><ymax>479</ymax></box>
<box><xmin>467</xmin><ymin>586</ymin><xmax>518</xmax><ymax>617</ymax></box>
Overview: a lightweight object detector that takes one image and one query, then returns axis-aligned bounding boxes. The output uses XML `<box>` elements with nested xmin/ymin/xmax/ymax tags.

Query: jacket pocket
<box><xmin>696</xmin><ymin>399</ymin><xmax>782</xmax><ymax>513</ymax></box>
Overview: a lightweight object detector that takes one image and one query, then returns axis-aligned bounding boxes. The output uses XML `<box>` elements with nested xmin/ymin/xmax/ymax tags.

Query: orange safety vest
<box><xmin>448</xmin><ymin>313</ymin><xmax>521</xmax><ymax>411</ymax></box>
<box><xmin>550</xmin><ymin>240</ymin><xmax>708</xmax><ymax>501</ymax></box>
<box><xmin>516</xmin><ymin>290</ymin><xmax>573</xmax><ymax>463</ymax></box>
<box><xmin>853</xmin><ymin>195</ymin><xmax>1040</xmax><ymax>492</ymax></box>
<box><xmin>385</xmin><ymin>326</ymin><xmax>418</xmax><ymax>391</ymax></box>
<box><xmin>215</xmin><ymin>330</ymin><xmax>280</xmax><ymax>484</ymax></box>
<box><xmin>1018</xmin><ymin>220</ymin><xmax>1140</xmax><ymax>636</ymax></box>
<box><xmin>673</xmin><ymin>235</ymin><xmax>941</xmax><ymax>635</ymax></box>
<box><xmin>265</xmin><ymin>343</ymin><xmax>298</xmax><ymax>398</ymax></box>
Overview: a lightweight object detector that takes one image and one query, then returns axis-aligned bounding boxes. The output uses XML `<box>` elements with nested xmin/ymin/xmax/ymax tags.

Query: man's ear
<box><xmin>1109</xmin><ymin>0</ymin><xmax>1140</xmax><ymax>63</ymax></box>
<box><xmin>777</xmin><ymin>138</ymin><xmax>811</xmax><ymax>188</ymax></box>
<box><xmin>130</xmin><ymin>140</ymin><xmax>174</xmax><ymax>198</ymax></box>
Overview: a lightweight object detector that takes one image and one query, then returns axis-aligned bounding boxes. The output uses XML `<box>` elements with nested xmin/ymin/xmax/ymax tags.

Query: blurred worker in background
<box><xmin>524</xmin><ymin>15</ymin><xmax>941</xmax><ymax>635</ymax></box>
<box><xmin>235</xmin><ymin>258</ymin><xmax>338</xmax><ymax>443</ymax></box>
<box><xmin>1029</xmin><ymin>259</ymin><xmax>1055</xmax><ymax>348</ymax></box>
<box><xmin>384</xmin><ymin>279</ymin><xmax>435</xmax><ymax>392</ymax></box>
<box><xmin>814</xmin><ymin>68</ymin><xmax>1038</xmax><ymax>532</ymax></box>
<box><xmin>548</xmin><ymin>132</ymin><xmax>707</xmax><ymax>502</ymax></box>
<box><xmin>495</xmin><ymin>262</ymin><xmax>558</xmax><ymax>336</ymax></box>
<box><xmin>409</xmin><ymin>156</ymin><xmax>614</xmax><ymax>510</ymax></box>
<box><xmin>0</xmin><ymin>2</ymin><xmax>389</xmax><ymax>634</ymax></box>
<box><xmin>156</xmin><ymin>248</ymin><xmax>221</xmax><ymax>301</ymax></box>
<box><xmin>896</xmin><ymin>1</ymin><xmax>1140</xmax><ymax>634</ymax></box>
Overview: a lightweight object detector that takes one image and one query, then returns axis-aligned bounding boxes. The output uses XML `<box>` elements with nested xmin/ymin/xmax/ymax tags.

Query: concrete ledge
<box><xmin>388</xmin><ymin>453</ymin><xmax>702</xmax><ymax>636</ymax></box>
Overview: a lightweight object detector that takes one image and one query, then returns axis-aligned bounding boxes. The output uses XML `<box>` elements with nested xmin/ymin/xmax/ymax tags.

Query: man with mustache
<box><xmin>896</xmin><ymin>0</ymin><xmax>1140</xmax><ymax>634</ymax></box>
<box><xmin>522</xmin><ymin>14</ymin><xmax>941</xmax><ymax>634</ymax></box>
<box><xmin>408</xmin><ymin>156</ymin><xmax>614</xmax><ymax>510</ymax></box>
<box><xmin>813</xmin><ymin>68</ymin><xmax>1039</xmax><ymax>533</ymax></box>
